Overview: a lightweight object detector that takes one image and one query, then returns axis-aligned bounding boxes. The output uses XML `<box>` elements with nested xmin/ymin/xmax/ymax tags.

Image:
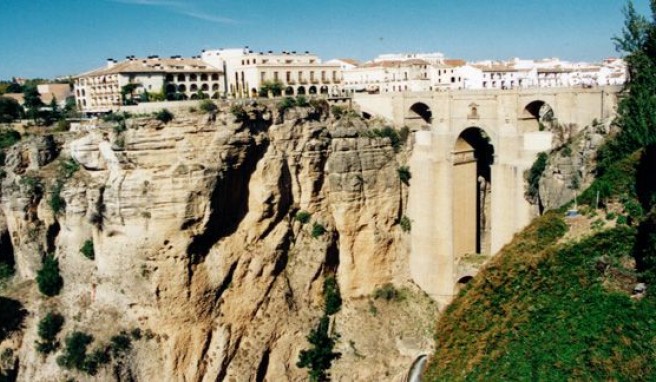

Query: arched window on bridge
<box><xmin>520</xmin><ymin>100</ymin><xmax>555</xmax><ymax>132</ymax></box>
<box><xmin>408</xmin><ymin>102</ymin><xmax>432</xmax><ymax>125</ymax></box>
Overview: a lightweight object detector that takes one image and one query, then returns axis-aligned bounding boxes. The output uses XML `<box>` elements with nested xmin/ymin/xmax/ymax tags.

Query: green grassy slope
<box><xmin>425</xmin><ymin>151</ymin><xmax>656</xmax><ymax>381</ymax></box>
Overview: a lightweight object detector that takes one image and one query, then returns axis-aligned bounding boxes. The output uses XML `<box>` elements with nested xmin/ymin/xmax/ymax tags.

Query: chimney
<box><xmin>107</xmin><ymin>58</ymin><xmax>116</xmax><ymax>69</ymax></box>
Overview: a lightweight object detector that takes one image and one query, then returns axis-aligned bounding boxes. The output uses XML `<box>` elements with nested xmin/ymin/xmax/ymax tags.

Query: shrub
<box><xmin>0</xmin><ymin>129</ymin><xmax>21</xmax><ymax>149</ymax></box>
<box><xmin>297</xmin><ymin>315</ymin><xmax>341</xmax><ymax>382</ymax></box>
<box><xmin>36</xmin><ymin>312</ymin><xmax>64</xmax><ymax>354</ymax></box>
<box><xmin>398</xmin><ymin>166</ymin><xmax>411</xmax><ymax>186</ymax></box>
<box><xmin>295</xmin><ymin>211</ymin><xmax>312</xmax><ymax>224</ymax></box>
<box><xmin>324</xmin><ymin>276</ymin><xmax>342</xmax><ymax>315</ymax></box>
<box><xmin>296</xmin><ymin>95</ymin><xmax>309</xmax><ymax>107</ymax></box>
<box><xmin>0</xmin><ymin>263</ymin><xmax>14</xmax><ymax>286</ymax></box>
<box><xmin>109</xmin><ymin>331</ymin><xmax>132</xmax><ymax>357</ymax></box>
<box><xmin>373</xmin><ymin>283</ymin><xmax>404</xmax><ymax>301</ymax></box>
<box><xmin>57</xmin><ymin>331</ymin><xmax>93</xmax><ymax>371</ymax></box>
<box><xmin>49</xmin><ymin>181</ymin><xmax>65</xmax><ymax>214</ymax></box>
<box><xmin>130</xmin><ymin>328</ymin><xmax>142</xmax><ymax>340</ymax></box>
<box><xmin>399</xmin><ymin>216</ymin><xmax>411</xmax><ymax>232</ymax></box>
<box><xmin>526</xmin><ymin>152</ymin><xmax>548</xmax><ymax>200</ymax></box>
<box><xmin>60</xmin><ymin>157</ymin><xmax>80</xmax><ymax>179</ymax></box>
<box><xmin>277</xmin><ymin>97</ymin><xmax>296</xmax><ymax>113</ymax></box>
<box><xmin>230</xmin><ymin>105</ymin><xmax>248</xmax><ymax>121</ymax></box>
<box><xmin>199</xmin><ymin>99</ymin><xmax>217</xmax><ymax>113</ymax></box>
<box><xmin>36</xmin><ymin>254</ymin><xmax>63</xmax><ymax>297</ymax></box>
<box><xmin>20</xmin><ymin>175</ymin><xmax>43</xmax><ymax>197</ymax></box>
<box><xmin>155</xmin><ymin>108</ymin><xmax>174</xmax><ymax>123</ymax></box>
<box><xmin>80</xmin><ymin>239</ymin><xmax>94</xmax><ymax>260</ymax></box>
<box><xmin>311</xmin><ymin>222</ymin><xmax>326</xmax><ymax>238</ymax></box>
<box><xmin>331</xmin><ymin>105</ymin><xmax>346</xmax><ymax>119</ymax></box>
<box><xmin>83</xmin><ymin>348</ymin><xmax>110</xmax><ymax>375</ymax></box>
<box><xmin>371</xmin><ymin>126</ymin><xmax>402</xmax><ymax>152</ymax></box>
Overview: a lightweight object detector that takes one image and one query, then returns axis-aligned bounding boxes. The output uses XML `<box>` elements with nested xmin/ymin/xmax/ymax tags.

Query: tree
<box><xmin>0</xmin><ymin>97</ymin><xmax>22</xmax><ymax>123</ymax></box>
<box><xmin>297</xmin><ymin>315</ymin><xmax>341</xmax><ymax>382</ymax></box>
<box><xmin>22</xmin><ymin>85</ymin><xmax>43</xmax><ymax>122</ymax></box>
<box><xmin>259</xmin><ymin>80</ymin><xmax>283</xmax><ymax>97</ymax></box>
<box><xmin>600</xmin><ymin>0</ymin><xmax>656</xmax><ymax>171</ymax></box>
<box><xmin>120</xmin><ymin>83</ymin><xmax>140</xmax><ymax>105</ymax></box>
<box><xmin>36</xmin><ymin>312</ymin><xmax>65</xmax><ymax>354</ymax></box>
<box><xmin>36</xmin><ymin>254</ymin><xmax>63</xmax><ymax>297</ymax></box>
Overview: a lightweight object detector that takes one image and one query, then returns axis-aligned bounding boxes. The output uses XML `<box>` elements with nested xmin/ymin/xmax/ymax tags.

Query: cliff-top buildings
<box><xmin>73</xmin><ymin>47</ymin><xmax>627</xmax><ymax>114</ymax></box>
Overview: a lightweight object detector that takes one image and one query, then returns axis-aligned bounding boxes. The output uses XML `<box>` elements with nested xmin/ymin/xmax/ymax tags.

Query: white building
<box><xmin>201</xmin><ymin>48</ymin><xmax>344</xmax><ymax>98</ymax></box>
<box><xmin>74</xmin><ymin>56</ymin><xmax>223</xmax><ymax>113</ymax></box>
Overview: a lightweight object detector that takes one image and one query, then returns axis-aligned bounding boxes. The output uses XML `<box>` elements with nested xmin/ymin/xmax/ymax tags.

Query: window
<box><xmin>261</xmin><ymin>72</ymin><xmax>266</xmax><ymax>82</ymax></box>
<box><xmin>274</xmin><ymin>71</ymin><xmax>279</xmax><ymax>81</ymax></box>
<box><xmin>286</xmin><ymin>71</ymin><xmax>291</xmax><ymax>82</ymax></box>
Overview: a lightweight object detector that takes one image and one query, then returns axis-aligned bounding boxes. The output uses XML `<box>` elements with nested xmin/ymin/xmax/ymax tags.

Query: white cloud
<box><xmin>107</xmin><ymin>0</ymin><xmax>236</xmax><ymax>24</ymax></box>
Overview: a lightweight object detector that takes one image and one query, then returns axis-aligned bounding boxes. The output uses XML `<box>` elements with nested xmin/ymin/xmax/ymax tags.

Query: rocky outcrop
<box><xmin>533</xmin><ymin>121</ymin><xmax>611</xmax><ymax>211</ymax></box>
<box><xmin>0</xmin><ymin>103</ymin><xmax>436</xmax><ymax>381</ymax></box>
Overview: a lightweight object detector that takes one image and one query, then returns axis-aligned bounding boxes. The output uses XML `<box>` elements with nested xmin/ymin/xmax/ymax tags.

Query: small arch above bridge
<box><xmin>407</xmin><ymin>102</ymin><xmax>432</xmax><ymax>127</ymax></box>
<box><xmin>520</xmin><ymin>100</ymin><xmax>555</xmax><ymax>132</ymax></box>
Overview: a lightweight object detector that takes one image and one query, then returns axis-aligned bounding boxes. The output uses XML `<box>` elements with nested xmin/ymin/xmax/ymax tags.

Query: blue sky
<box><xmin>0</xmin><ymin>0</ymin><xmax>651</xmax><ymax>80</ymax></box>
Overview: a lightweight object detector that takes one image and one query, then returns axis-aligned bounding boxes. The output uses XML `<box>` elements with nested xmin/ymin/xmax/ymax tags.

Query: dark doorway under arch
<box><xmin>453</xmin><ymin>127</ymin><xmax>494</xmax><ymax>257</ymax></box>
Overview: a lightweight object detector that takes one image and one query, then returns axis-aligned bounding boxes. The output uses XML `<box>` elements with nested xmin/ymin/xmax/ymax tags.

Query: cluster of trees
<box><xmin>0</xmin><ymin>78</ymin><xmax>77</xmax><ymax>126</ymax></box>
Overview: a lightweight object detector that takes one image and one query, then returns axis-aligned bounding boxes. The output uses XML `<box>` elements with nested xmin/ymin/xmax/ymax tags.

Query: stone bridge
<box><xmin>353</xmin><ymin>86</ymin><xmax>622</xmax><ymax>305</ymax></box>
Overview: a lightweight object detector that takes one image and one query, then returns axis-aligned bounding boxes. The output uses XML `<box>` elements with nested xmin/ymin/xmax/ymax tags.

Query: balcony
<box><xmin>311</xmin><ymin>79</ymin><xmax>320</xmax><ymax>84</ymax></box>
<box><xmin>299</xmin><ymin>79</ymin><xmax>309</xmax><ymax>85</ymax></box>
<box><xmin>287</xmin><ymin>80</ymin><xmax>297</xmax><ymax>85</ymax></box>
<box><xmin>332</xmin><ymin>79</ymin><xmax>342</xmax><ymax>84</ymax></box>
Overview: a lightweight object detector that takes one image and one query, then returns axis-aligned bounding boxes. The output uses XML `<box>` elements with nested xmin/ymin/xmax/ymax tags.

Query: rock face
<box><xmin>533</xmin><ymin>121</ymin><xmax>611</xmax><ymax>211</ymax></box>
<box><xmin>0</xmin><ymin>104</ymin><xmax>436</xmax><ymax>381</ymax></box>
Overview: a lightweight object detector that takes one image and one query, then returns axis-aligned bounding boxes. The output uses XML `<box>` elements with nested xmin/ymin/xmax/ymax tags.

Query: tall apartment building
<box><xmin>201</xmin><ymin>48</ymin><xmax>344</xmax><ymax>98</ymax></box>
<box><xmin>74</xmin><ymin>56</ymin><xmax>223</xmax><ymax>113</ymax></box>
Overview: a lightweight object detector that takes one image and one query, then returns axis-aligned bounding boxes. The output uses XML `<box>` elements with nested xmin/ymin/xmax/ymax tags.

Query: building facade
<box><xmin>201</xmin><ymin>48</ymin><xmax>344</xmax><ymax>98</ymax></box>
<box><xmin>74</xmin><ymin>56</ymin><xmax>223</xmax><ymax>113</ymax></box>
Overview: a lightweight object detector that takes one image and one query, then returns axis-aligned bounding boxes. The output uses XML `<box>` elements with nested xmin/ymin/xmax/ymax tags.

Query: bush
<box><xmin>0</xmin><ymin>263</ymin><xmax>14</xmax><ymax>286</ymax></box>
<box><xmin>277</xmin><ymin>97</ymin><xmax>296</xmax><ymax>113</ymax></box>
<box><xmin>258</xmin><ymin>80</ymin><xmax>283</xmax><ymax>97</ymax></box>
<box><xmin>399</xmin><ymin>216</ymin><xmax>411</xmax><ymax>232</ymax></box>
<box><xmin>398</xmin><ymin>166</ymin><xmax>411</xmax><ymax>186</ymax></box>
<box><xmin>526</xmin><ymin>152</ymin><xmax>548</xmax><ymax>200</ymax></box>
<box><xmin>60</xmin><ymin>157</ymin><xmax>80</xmax><ymax>179</ymax></box>
<box><xmin>370</xmin><ymin>127</ymin><xmax>402</xmax><ymax>152</ymax></box>
<box><xmin>295</xmin><ymin>211</ymin><xmax>311</xmax><ymax>224</ymax></box>
<box><xmin>0</xmin><ymin>297</ymin><xmax>26</xmax><ymax>342</ymax></box>
<box><xmin>0</xmin><ymin>129</ymin><xmax>21</xmax><ymax>149</ymax></box>
<box><xmin>311</xmin><ymin>222</ymin><xmax>326</xmax><ymax>238</ymax></box>
<box><xmin>330</xmin><ymin>105</ymin><xmax>346</xmax><ymax>119</ymax></box>
<box><xmin>155</xmin><ymin>108</ymin><xmax>174</xmax><ymax>123</ymax></box>
<box><xmin>80</xmin><ymin>239</ymin><xmax>94</xmax><ymax>260</ymax></box>
<box><xmin>36</xmin><ymin>254</ymin><xmax>63</xmax><ymax>297</ymax></box>
<box><xmin>109</xmin><ymin>332</ymin><xmax>131</xmax><ymax>357</ymax></box>
<box><xmin>83</xmin><ymin>347</ymin><xmax>110</xmax><ymax>375</ymax></box>
<box><xmin>230</xmin><ymin>105</ymin><xmax>248</xmax><ymax>121</ymax></box>
<box><xmin>57</xmin><ymin>331</ymin><xmax>93</xmax><ymax>371</ymax></box>
<box><xmin>296</xmin><ymin>95</ymin><xmax>309</xmax><ymax>107</ymax></box>
<box><xmin>199</xmin><ymin>99</ymin><xmax>217</xmax><ymax>113</ymax></box>
<box><xmin>130</xmin><ymin>328</ymin><xmax>142</xmax><ymax>340</ymax></box>
<box><xmin>36</xmin><ymin>312</ymin><xmax>64</xmax><ymax>354</ymax></box>
<box><xmin>373</xmin><ymin>283</ymin><xmax>405</xmax><ymax>301</ymax></box>
<box><xmin>49</xmin><ymin>181</ymin><xmax>65</xmax><ymax>215</ymax></box>
<box><xmin>324</xmin><ymin>276</ymin><xmax>342</xmax><ymax>315</ymax></box>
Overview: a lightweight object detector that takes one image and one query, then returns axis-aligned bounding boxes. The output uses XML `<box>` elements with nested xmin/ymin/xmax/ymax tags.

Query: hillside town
<box><xmin>1</xmin><ymin>47</ymin><xmax>626</xmax><ymax>116</ymax></box>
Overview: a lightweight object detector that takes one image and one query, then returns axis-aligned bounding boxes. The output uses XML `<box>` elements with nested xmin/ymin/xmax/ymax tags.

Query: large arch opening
<box><xmin>519</xmin><ymin>100</ymin><xmax>555</xmax><ymax>132</ymax></box>
<box><xmin>452</xmin><ymin>127</ymin><xmax>494</xmax><ymax>258</ymax></box>
<box><xmin>408</xmin><ymin>102</ymin><xmax>432</xmax><ymax>124</ymax></box>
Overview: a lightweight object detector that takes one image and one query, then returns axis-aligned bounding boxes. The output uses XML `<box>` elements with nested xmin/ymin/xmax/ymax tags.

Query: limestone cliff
<box><xmin>0</xmin><ymin>103</ymin><xmax>436</xmax><ymax>381</ymax></box>
<box><xmin>529</xmin><ymin>121</ymin><xmax>612</xmax><ymax>211</ymax></box>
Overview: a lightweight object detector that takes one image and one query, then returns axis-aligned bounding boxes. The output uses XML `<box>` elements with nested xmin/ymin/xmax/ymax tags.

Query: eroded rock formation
<box><xmin>0</xmin><ymin>103</ymin><xmax>436</xmax><ymax>381</ymax></box>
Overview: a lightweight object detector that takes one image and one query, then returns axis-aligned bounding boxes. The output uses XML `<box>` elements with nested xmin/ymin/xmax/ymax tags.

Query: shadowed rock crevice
<box><xmin>186</xmin><ymin>139</ymin><xmax>269</xmax><ymax>262</ymax></box>
<box><xmin>255</xmin><ymin>347</ymin><xmax>271</xmax><ymax>382</ymax></box>
<box><xmin>0</xmin><ymin>229</ymin><xmax>15</xmax><ymax>269</ymax></box>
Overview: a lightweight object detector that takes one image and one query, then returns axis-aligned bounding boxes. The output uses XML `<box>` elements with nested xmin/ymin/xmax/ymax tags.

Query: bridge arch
<box><xmin>452</xmin><ymin>127</ymin><xmax>494</xmax><ymax>258</ymax></box>
<box><xmin>407</xmin><ymin>102</ymin><xmax>432</xmax><ymax>126</ymax></box>
<box><xmin>519</xmin><ymin>100</ymin><xmax>555</xmax><ymax>132</ymax></box>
